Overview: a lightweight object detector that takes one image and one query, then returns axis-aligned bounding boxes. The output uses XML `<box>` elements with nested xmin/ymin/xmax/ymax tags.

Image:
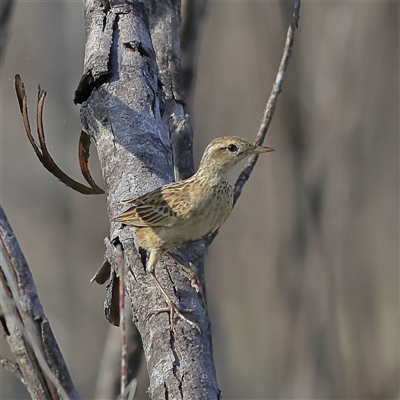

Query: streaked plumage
<box><xmin>115</xmin><ymin>136</ymin><xmax>273</xmax><ymax>329</ymax></box>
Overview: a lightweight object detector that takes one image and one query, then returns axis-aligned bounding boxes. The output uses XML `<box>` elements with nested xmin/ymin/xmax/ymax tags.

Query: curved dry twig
<box><xmin>14</xmin><ymin>75</ymin><xmax>104</xmax><ymax>195</ymax></box>
<box><xmin>78</xmin><ymin>131</ymin><xmax>105</xmax><ymax>193</ymax></box>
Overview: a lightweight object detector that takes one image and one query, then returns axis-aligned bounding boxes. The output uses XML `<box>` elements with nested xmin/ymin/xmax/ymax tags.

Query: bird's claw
<box><xmin>168</xmin><ymin>264</ymin><xmax>206</xmax><ymax>308</ymax></box>
<box><xmin>149</xmin><ymin>270</ymin><xmax>201</xmax><ymax>333</ymax></box>
<box><xmin>188</xmin><ymin>272</ymin><xmax>201</xmax><ymax>294</ymax></box>
<box><xmin>148</xmin><ymin>302</ymin><xmax>200</xmax><ymax>333</ymax></box>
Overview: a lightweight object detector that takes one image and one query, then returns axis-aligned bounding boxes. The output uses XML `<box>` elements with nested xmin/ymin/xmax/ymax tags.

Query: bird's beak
<box><xmin>252</xmin><ymin>145</ymin><xmax>274</xmax><ymax>154</ymax></box>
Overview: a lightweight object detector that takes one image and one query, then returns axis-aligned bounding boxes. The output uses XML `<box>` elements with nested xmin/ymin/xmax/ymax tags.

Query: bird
<box><xmin>115</xmin><ymin>136</ymin><xmax>273</xmax><ymax>330</ymax></box>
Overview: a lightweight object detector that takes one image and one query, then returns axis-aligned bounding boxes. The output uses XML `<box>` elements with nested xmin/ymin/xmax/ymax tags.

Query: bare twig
<box><xmin>14</xmin><ymin>75</ymin><xmax>104</xmax><ymax>195</ymax></box>
<box><xmin>116</xmin><ymin>244</ymin><xmax>128</xmax><ymax>398</ymax></box>
<box><xmin>233</xmin><ymin>0</ymin><xmax>301</xmax><ymax>205</ymax></box>
<box><xmin>94</xmin><ymin>320</ymin><xmax>143</xmax><ymax>400</ymax></box>
<box><xmin>124</xmin><ymin>379</ymin><xmax>137</xmax><ymax>400</ymax></box>
<box><xmin>0</xmin><ymin>357</ymin><xmax>24</xmax><ymax>383</ymax></box>
<box><xmin>204</xmin><ymin>0</ymin><xmax>301</xmax><ymax>248</ymax></box>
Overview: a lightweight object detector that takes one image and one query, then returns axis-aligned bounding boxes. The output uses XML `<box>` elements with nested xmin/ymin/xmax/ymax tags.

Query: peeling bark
<box><xmin>78</xmin><ymin>1</ymin><xmax>219</xmax><ymax>398</ymax></box>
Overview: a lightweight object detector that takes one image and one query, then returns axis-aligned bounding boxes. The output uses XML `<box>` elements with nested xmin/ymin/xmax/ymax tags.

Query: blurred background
<box><xmin>1</xmin><ymin>1</ymin><xmax>398</xmax><ymax>399</ymax></box>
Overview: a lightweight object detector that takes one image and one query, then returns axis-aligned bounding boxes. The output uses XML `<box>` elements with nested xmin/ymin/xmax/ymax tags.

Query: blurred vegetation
<box><xmin>1</xmin><ymin>1</ymin><xmax>398</xmax><ymax>399</ymax></box>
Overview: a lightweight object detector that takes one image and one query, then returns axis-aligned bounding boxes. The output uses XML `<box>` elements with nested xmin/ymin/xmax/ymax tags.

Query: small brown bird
<box><xmin>115</xmin><ymin>136</ymin><xmax>273</xmax><ymax>329</ymax></box>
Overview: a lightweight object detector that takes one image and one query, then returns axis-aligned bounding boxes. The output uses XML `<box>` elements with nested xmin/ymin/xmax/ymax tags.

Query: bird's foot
<box><xmin>149</xmin><ymin>271</ymin><xmax>201</xmax><ymax>333</ymax></box>
<box><xmin>149</xmin><ymin>301</ymin><xmax>200</xmax><ymax>333</ymax></box>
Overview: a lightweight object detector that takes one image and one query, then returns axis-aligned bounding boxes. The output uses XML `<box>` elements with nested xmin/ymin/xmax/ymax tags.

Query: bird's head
<box><xmin>198</xmin><ymin>136</ymin><xmax>274</xmax><ymax>175</ymax></box>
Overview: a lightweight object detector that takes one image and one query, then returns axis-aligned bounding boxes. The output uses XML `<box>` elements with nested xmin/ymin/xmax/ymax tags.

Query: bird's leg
<box><xmin>144</xmin><ymin>251</ymin><xmax>201</xmax><ymax>332</ymax></box>
<box><xmin>138</xmin><ymin>247</ymin><xmax>147</xmax><ymax>272</ymax></box>
<box><xmin>148</xmin><ymin>271</ymin><xmax>200</xmax><ymax>333</ymax></box>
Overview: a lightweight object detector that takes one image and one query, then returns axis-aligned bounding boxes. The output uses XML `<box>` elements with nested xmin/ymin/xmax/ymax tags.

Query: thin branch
<box><xmin>0</xmin><ymin>278</ymin><xmax>53</xmax><ymax>399</ymax></box>
<box><xmin>116</xmin><ymin>244</ymin><xmax>128</xmax><ymax>399</ymax></box>
<box><xmin>14</xmin><ymin>75</ymin><xmax>104</xmax><ymax>195</ymax></box>
<box><xmin>233</xmin><ymin>0</ymin><xmax>301</xmax><ymax>205</ymax></box>
<box><xmin>94</xmin><ymin>320</ymin><xmax>143</xmax><ymax>400</ymax></box>
<box><xmin>204</xmin><ymin>0</ymin><xmax>301</xmax><ymax>248</ymax></box>
<box><xmin>0</xmin><ymin>356</ymin><xmax>24</xmax><ymax>383</ymax></box>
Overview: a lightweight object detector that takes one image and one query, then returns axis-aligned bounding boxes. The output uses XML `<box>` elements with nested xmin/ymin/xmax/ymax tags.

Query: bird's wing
<box><xmin>115</xmin><ymin>183</ymin><xmax>191</xmax><ymax>227</ymax></box>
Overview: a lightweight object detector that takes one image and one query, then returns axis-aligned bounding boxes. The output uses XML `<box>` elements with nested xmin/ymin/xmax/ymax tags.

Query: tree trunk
<box><xmin>77</xmin><ymin>1</ymin><xmax>219</xmax><ymax>398</ymax></box>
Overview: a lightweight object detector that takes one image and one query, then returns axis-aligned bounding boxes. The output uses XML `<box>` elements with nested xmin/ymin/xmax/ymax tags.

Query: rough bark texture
<box><xmin>0</xmin><ymin>205</ymin><xmax>80</xmax><ymax>399</ymax></box>
<box><xmin>2</xmin><ymin>1</ymin><xmax>397</xmax><ymax>398</ymax></box>
<box><xmin>145</xmin><ymin>0</ymin><xmax>184</xmax><ymax>105</ymax></box>
<box><xmin>78</xmin><ymin>1</ymin><xmax>219</xmax><ymax>398</ymax></box>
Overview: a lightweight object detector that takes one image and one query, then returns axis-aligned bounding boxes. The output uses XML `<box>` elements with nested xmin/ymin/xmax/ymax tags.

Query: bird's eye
<box><xmin>227</xmin><ymin>144</ymin><xmax>237</xmax><ymax>152</ymax></box>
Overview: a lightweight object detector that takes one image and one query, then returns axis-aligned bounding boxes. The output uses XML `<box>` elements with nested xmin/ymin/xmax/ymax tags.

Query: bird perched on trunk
<box><xmin>115</xmin><ymin>136</ymin><xmax>273</xmax><ymax>330</ymax></box>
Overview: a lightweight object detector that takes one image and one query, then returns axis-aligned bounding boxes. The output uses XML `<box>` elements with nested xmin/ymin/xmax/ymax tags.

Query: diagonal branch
<box><xmin>14</xmin><ymin>75</ymin><xmax>104</xmax><ymax>195</ymax></box>
<box><xmin>0</xmin><ymin>204</ymin><xmax>80</xmax><ymax>399</ymax></box>
<box><xmin>233</xmin><ymin>0</ymin><xmax>301</xmax><ymax>205</ymax></box>
<box><xmin>205</xmin><ymin>0</ymin><xmax>301</xmax><ymax>247</ymax></box>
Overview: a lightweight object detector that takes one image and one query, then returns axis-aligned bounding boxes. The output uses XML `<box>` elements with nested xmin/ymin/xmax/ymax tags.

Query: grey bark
<box><xmin>145</xmin><ymin>0</ymin><xmax>184</xmax><ymax>105</ymax></box>
<box><xmin>78</xmin><ymin>0</ymin><xmax>219</xmax><ymax>398</ymax></box>
<box><xmin>0</xmin><ymin>205</ymin><xmax>80</xmax><ymax>399</ymax></box>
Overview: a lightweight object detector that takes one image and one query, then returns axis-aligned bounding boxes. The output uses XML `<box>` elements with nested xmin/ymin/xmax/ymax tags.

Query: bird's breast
<box><xmin>178</xmin><ymin>178</ymin><xmax>233</xmax><ymax>240</ymax></box>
